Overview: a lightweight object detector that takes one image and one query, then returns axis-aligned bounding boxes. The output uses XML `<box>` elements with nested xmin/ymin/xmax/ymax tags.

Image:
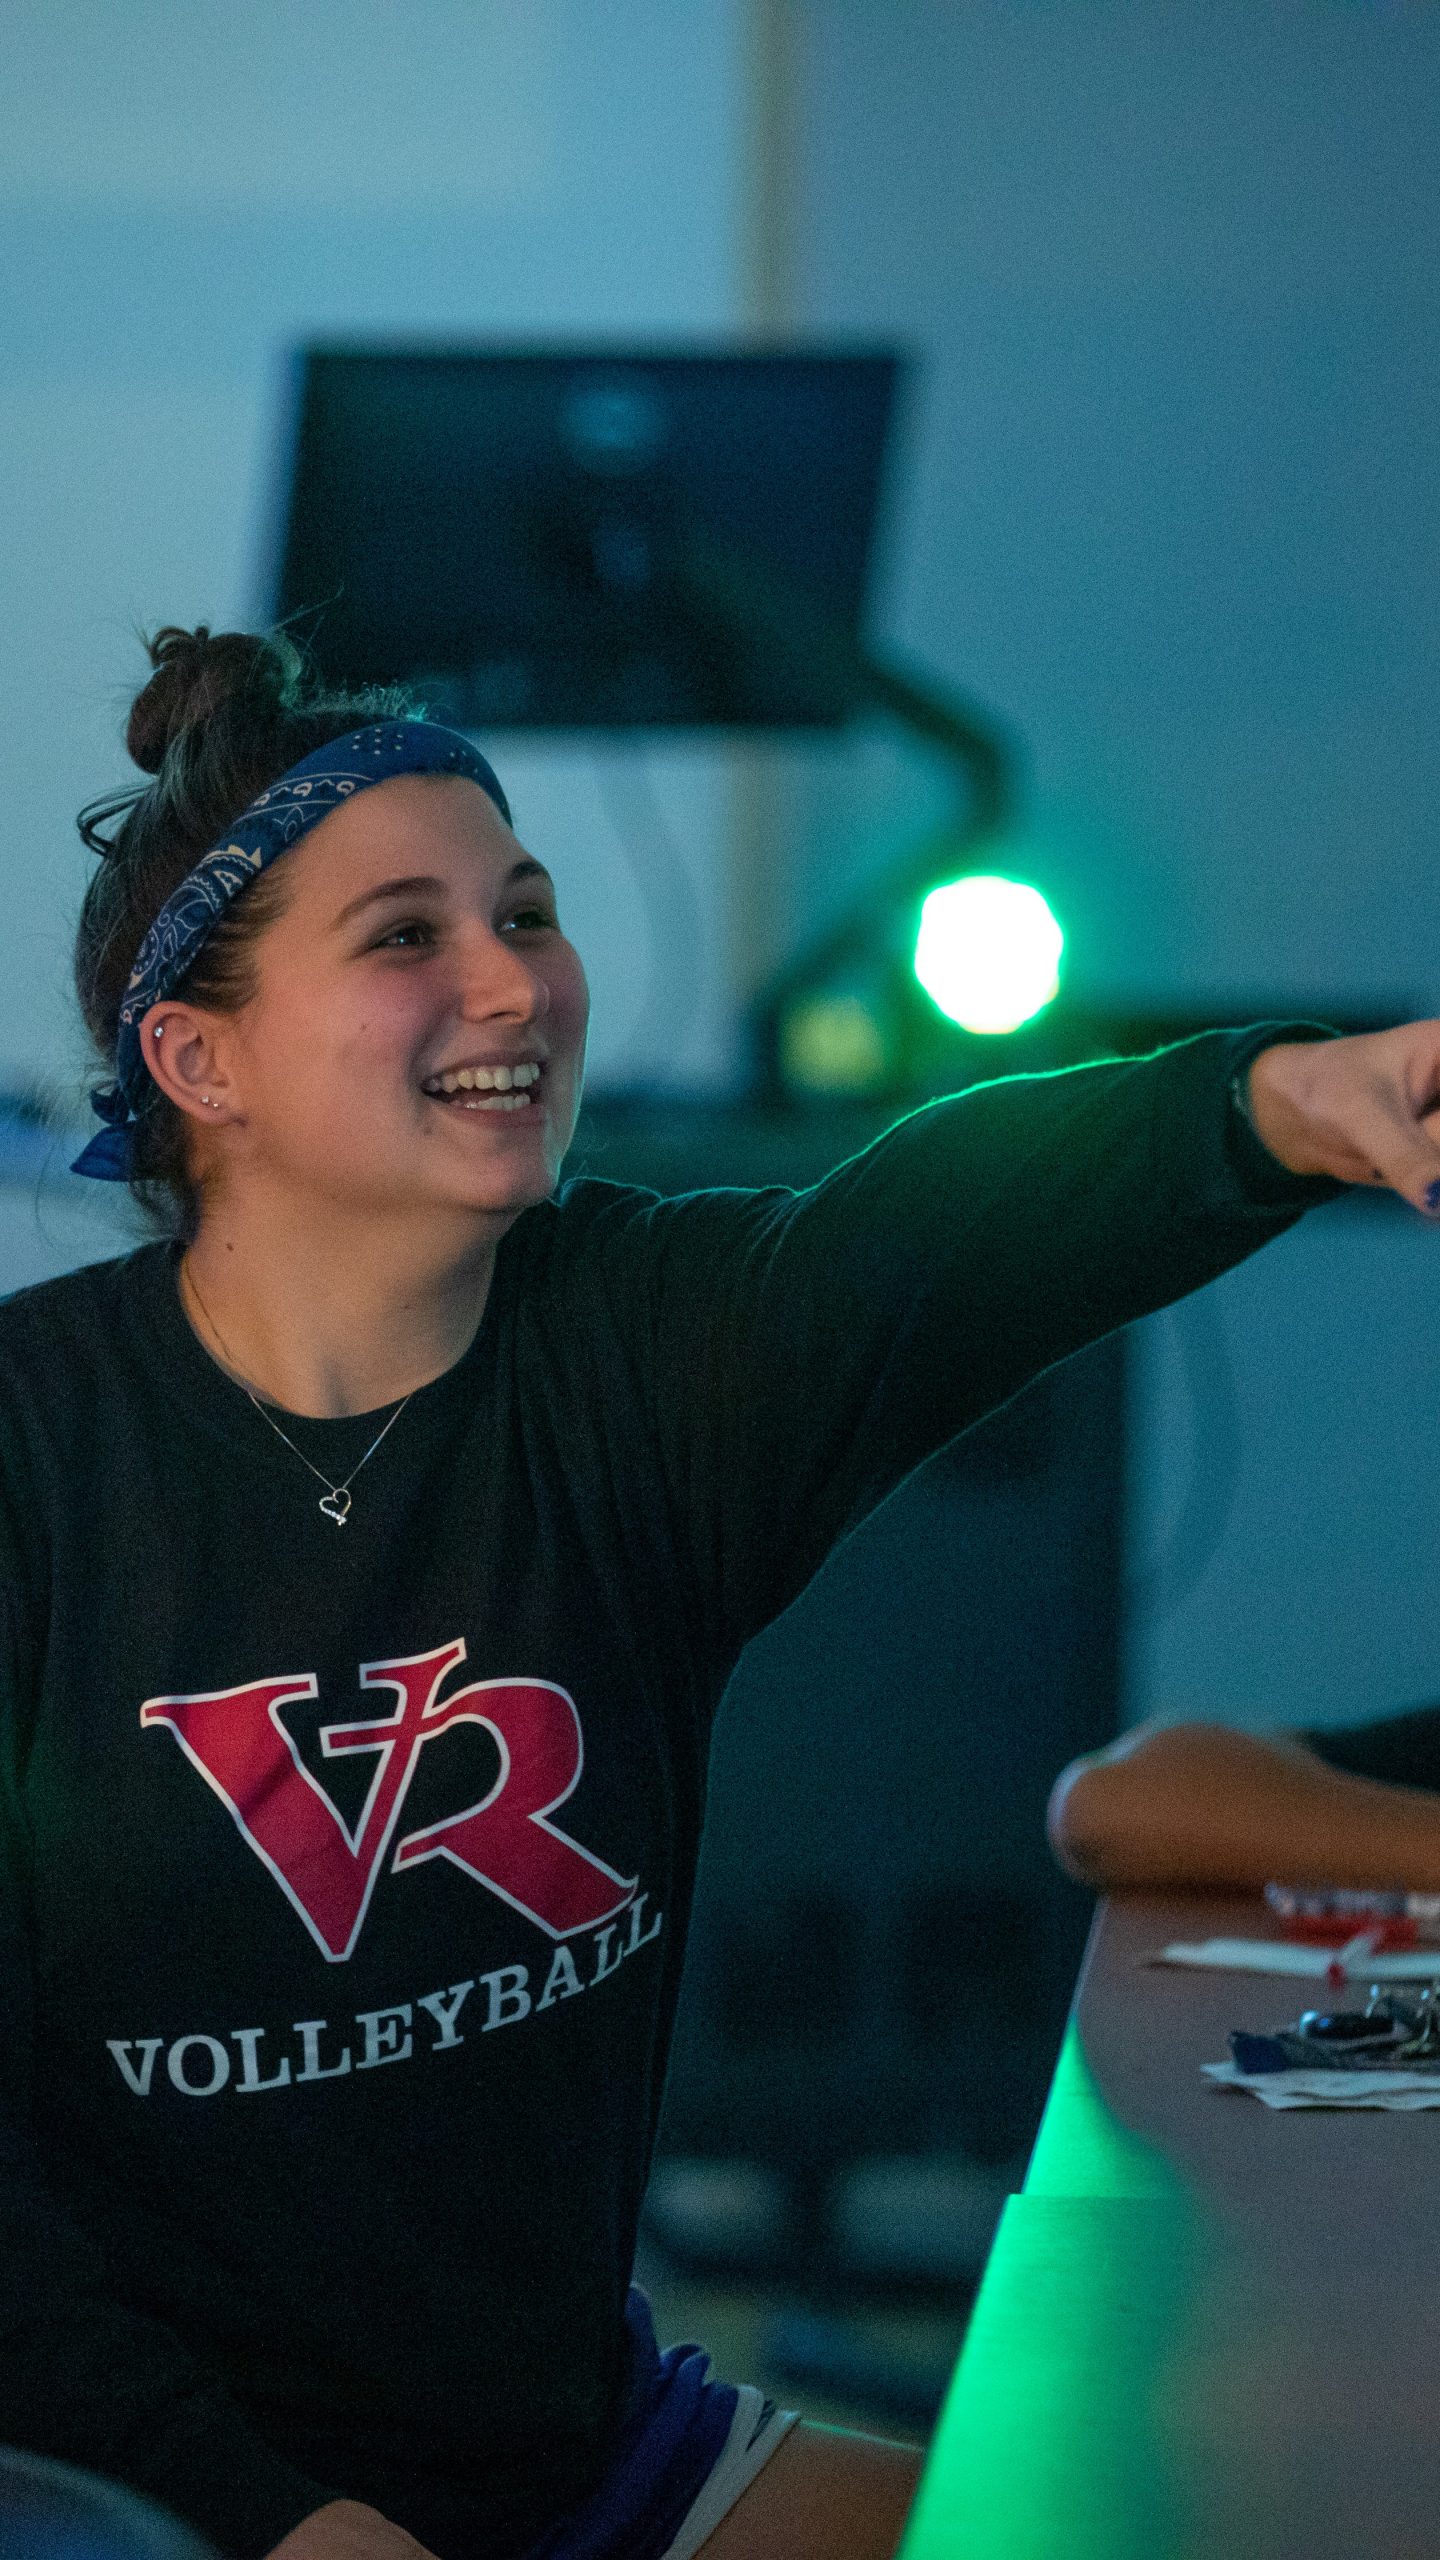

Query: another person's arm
<box><xmin>1047</xmin><ymin>1709</ymin><xmax>1440</xmax><ymax>1893</ymax></box>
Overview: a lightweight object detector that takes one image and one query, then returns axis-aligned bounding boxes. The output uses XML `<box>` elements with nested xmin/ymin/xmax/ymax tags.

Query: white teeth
<box><xmin>427</xmin><ymin>1061</ymin><xmax>541</xmax><ymax>1095</ymax></box>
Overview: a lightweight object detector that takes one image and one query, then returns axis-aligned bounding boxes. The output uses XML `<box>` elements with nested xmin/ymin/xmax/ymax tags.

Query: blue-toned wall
<box><xmin>785</xmin><ymin>0</ymin><xmax>1440</xmax><ymax>1732</ymax></box>
<box><xmin>1</xmin><ymin>0</ymin><xmax>754</xmax><ymax>1122</ymax></box>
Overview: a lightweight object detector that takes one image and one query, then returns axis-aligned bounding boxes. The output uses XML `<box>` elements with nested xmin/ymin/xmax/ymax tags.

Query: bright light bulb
<box><xmin>913</xmin><ymin>874</ymin><xmax>1064</xmax><ymax>1034</ymax></box>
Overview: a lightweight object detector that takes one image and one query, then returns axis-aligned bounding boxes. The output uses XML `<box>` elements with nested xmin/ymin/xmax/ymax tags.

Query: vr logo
<box><xmin>141</xmin><ymin>1637</ymin><xmax>637</xmax><ymax>1962</ymax></box>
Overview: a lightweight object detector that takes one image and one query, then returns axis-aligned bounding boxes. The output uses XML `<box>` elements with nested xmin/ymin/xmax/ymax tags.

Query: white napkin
<box><xmin>1158</xmin><ymin>1937</ymin><xmax>1440</xmax><ymax>1982</ymax></box>
<box><xmin>1203</xmin><ymin>2060</ymin><xmax>1440</xmax><ymax>2110</ymax></box>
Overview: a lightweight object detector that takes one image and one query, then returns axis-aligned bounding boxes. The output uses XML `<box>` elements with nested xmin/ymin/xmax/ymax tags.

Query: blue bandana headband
<box><xmin>71</xmin><ymin>719</ymin><xmax>511</xmax><ymax>1181</ymax></box>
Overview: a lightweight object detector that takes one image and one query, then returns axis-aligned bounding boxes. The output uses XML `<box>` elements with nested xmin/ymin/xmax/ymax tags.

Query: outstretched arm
<box><xmin>1047</xmin><ymin>1719</ymin><xmax>1440</xmax><ymax>1894</ymax></box>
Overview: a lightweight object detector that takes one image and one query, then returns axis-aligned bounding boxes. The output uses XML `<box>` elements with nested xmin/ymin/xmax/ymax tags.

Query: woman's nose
<box><xmin>458</xmin><ymin>925</ymin><xmax>550</xmax><ymax>1020</ymax></box>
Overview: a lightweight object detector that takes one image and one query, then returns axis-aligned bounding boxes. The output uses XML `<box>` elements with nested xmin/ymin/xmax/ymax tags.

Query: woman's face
<box><xmin>174</xmin><ymin>772</ymin><xmax>589</xmax><ymax>1225</ymax></box>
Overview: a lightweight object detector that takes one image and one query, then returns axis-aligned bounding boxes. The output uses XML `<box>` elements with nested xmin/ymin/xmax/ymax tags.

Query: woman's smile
<box><xmin>419</xmin><ymin>1057</ymin><xmax>549</xmax><ymax>1119</ymax></box>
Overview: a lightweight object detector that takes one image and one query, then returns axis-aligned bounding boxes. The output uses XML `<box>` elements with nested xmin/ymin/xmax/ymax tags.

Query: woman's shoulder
<box><xmin>0</xmin><ymin>1252</ymin><xmax>164</xmax><ymax>1609</ymax></box>
<box><xmin>0</xmin><ymin>1247</ymin><xmax>171</xmax><ymax>1467</ymax></box>
<box><xmin>0</xmin><ymin>1242</ymin><xmax>160</xmax><ymax>1359</ymax></box>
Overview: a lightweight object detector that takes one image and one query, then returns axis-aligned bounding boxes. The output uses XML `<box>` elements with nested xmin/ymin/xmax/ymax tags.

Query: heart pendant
<box><xmin>319</xmin><ymin>1489</ymin><xmax>351</xmax><ymax>1526</ymax></box>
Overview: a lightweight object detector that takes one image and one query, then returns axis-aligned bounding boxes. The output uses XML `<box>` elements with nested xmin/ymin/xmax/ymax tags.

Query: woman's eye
<box><xmin>373</xmin><ymin>908</ymin><xmax>559</xmax><ymax>952</ymax></box>
<box><xmin>375</xmin><ymin>920</ymin><xmax>435</xmax><ymax>951</ymax></box>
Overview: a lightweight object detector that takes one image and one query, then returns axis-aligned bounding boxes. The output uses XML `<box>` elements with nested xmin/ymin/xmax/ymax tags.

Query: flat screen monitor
<box><xmin>267</xmin><ymin>346</ymin><xmax>903</xmax><ymax>728</ymax></box>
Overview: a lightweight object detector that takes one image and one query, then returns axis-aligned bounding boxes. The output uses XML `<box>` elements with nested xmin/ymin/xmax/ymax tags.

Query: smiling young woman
<box><xmin>0</xmin><ymin>624</ymin><xmax>1370</xmax><ymax>2560</ymax></box>
<box><xmin>147</xmin><ymin>766</ymin><xmax>591</xmax><ymax>1423</ymax></box>
<box><xmin>72</xmin><ymin>631</ymin><xmax>591</xmax><ymax>1421</ymax></box>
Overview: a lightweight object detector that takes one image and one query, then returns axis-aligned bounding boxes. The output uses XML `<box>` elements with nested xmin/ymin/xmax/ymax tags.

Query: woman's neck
<box><xmin>178</xmin><ymin>1209</ymin><xmax>506</xmax><ymax>1418</ymax></box>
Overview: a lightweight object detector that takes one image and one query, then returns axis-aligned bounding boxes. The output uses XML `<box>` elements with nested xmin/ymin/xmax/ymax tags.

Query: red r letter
<box><xmin>392</xmin><ymin>1678</ymin><xmax>636</xmax><ymax>1938</ymax></box>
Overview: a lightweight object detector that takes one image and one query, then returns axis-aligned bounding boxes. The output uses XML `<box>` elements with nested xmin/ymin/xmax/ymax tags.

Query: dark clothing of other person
<box><xmin>0</xmin><ymin>1027</ymin><xmax>1343</xmax><ymax>2558</ymax></box>
<box><xmin>1303</xmin><ymin>1706</ymin><xmax>1440</xmax><ymax>1790</ymax></box>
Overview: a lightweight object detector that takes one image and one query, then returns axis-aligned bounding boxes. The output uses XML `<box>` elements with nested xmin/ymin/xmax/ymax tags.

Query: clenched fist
<box><xmin>1245</xmin><ymin>1024</ymin><xmax>1440</xmax><ymax>1215</ymax></box>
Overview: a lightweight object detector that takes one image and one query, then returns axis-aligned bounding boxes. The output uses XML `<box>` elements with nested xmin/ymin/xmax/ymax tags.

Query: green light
<box><xmin>779</xmin><ymin>991</ymin><xmax>890</xmax><ymax>1096</ymax></box>
<box><xmin>913</xmin><ymin>873</ymin><xmax>1064</xmax><ymax>1034</ymax></box>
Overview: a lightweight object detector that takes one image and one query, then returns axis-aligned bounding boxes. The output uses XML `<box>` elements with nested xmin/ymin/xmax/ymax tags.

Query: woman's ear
<box><xmin>140</xmin><ymin>1004</ymin><xmax>236</xmax><ymax>1128</ymax></box>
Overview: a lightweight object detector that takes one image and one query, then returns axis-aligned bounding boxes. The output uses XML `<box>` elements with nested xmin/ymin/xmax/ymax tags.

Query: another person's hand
<box><xmin>267</xmin><ymin>2500</ymin><xmax>439</xmax><ymax>2560</ymax></box>
<box><xmin>1246</xmin><ymin>1022</ymin><xmax>1440</xmax><ymax>1212</ymax></box>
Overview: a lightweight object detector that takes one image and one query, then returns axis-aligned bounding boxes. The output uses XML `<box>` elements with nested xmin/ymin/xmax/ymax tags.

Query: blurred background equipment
<box><xmin>267</xmin><ymin>344</ymin><xmax>1027</xmax><ymax>1103</ymax></box>
<box><xmin>270</xmin><ymin>347</ymin><xmax>903</xmax><ymax>731</ymax></box>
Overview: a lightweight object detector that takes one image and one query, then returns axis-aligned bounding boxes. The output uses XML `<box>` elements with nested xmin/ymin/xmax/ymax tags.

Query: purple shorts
<box><xmin>522</xmin><ymin>2289</ymin><xmax>798</xmax><ymax>2560</ymax></box>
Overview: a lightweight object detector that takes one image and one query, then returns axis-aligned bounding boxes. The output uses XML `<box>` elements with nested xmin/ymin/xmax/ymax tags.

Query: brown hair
<box><xmin>75</xmin><ymin>624</ymin><xmax>417</xmax><ymax>1243</ymax></box>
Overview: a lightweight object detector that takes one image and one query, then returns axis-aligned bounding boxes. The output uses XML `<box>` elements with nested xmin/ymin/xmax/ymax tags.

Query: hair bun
<box><xmin>126</xmin><ymin>624</ymin><xmax>301</xmax><ymax>775</ymax></box>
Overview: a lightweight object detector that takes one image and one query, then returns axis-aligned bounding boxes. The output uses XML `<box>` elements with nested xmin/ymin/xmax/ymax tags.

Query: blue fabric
<box><xmin>522</xmin><ymin>2289</ymin><xmax>740</xmax><ymax>2560</ymax></box>
<box><xmin>71</xmin><ymin>720</ymin><xmax>510</xmax><ymax>1181</ymax></box>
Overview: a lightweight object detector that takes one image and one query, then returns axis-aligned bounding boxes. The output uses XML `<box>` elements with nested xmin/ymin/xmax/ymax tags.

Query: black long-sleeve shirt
<box><xmin>0</xmin><ymin>1028</ymin><xmax>1344</xmax><ymax>2556</ymax></box>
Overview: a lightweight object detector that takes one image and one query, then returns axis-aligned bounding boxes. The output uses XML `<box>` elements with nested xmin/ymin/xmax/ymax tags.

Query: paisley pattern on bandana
<box><xmin>72</xmin><ymin>720</ymin><xmax>511</xmax><ymax>1182</ymax></box>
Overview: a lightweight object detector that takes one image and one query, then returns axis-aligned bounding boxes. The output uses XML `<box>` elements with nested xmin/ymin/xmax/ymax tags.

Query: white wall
<box><xmin>1126</xmin><ymin>1201</ymin><xmax>1440</xmax><ymax>1735</ymax></box>
<box><xmin>1</xmin><ymin>0</ymin><xmax>755</xmax><ymax>1128</ymax></box>
<box><xmin>786</xmin><ymin>0</ymin><xmax>1440</xmax><ymax>1732</ymax></box>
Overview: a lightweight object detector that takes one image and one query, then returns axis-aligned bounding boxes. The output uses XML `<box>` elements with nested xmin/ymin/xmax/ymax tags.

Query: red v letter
<box><xmin>140</xmin><ymin>1640</ymin><xmax>469</xmax><ymax>1961</ymax></box>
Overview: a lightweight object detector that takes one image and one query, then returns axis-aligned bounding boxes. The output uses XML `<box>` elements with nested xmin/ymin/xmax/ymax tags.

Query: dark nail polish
<box><xmin>1426</xmin><ymin>1178</ymin><xmax>1440</xmax><ymax>1217</ymax></box>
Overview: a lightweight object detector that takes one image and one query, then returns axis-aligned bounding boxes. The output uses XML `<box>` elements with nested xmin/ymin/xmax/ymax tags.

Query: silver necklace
<box><xmin>180</xmin><ymin>1261</ymin><xmax>415</xmax><ymax>1526</ymax></box>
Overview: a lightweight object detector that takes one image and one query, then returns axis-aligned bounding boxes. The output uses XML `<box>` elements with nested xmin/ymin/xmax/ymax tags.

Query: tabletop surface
<box><xmin>900</xmin><ymin>1889</ymin><xmax>1440</xmax><ymax>2560</ymax></box>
